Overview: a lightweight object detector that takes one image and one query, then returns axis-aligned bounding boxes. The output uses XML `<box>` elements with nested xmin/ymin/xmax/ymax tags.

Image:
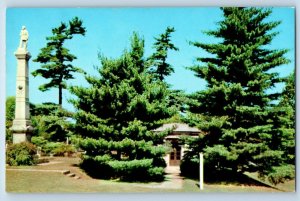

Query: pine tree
<box><xmin>149</xmin><ymin>27</ymin><xmax>179</xmax><ymax>81</ymax></box>
<box><xmin>70</xmin><ymin>33</ymin><xmax>173</xmax><ymax>181</ymax></box>
<box><xmin>265</xmin><ymin>71</ymin><xmax>295</xmax><ymax>184</ymax></box>
<box><xmin>32</xmin><ymin>17</ymin><xmax>86</xmax><ymax>106</ymax></box>
<box><xmin>183</xmin><ymin>8</ymin><xmax>293</xmax><ymax>184</ymax></box>
<box><xmin>31</xmin><ymin>103</ymin><xmax>73</xmax><ymax>142</ymax></box>
<box><xmin>149</xmin><ymin>27</ymin><xmax>186</xmax><ymax>117</ymax></box>
<box><xmin>280</xmin><ymin>72</ymin><xmax>295</xmax><ymax>109</ymax></box>
<box><xmin>277</xmin><ymin>72</ymin><xmax>295</xmax><ymax>162</ymax></box>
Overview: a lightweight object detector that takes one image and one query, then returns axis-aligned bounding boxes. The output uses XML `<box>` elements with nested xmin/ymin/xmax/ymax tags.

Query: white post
<box><xmin>66</xmin><ymin>137</ymin><xmax>69</xmax><ymax>145</ymax></box>
<box><xmin>199</xmin><ymin>152</ymin><xmax>204</xmax><ymax>190</ymax></box>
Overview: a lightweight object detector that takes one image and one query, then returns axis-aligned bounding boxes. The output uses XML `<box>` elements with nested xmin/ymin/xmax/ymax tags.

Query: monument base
<box><xmin>13</xmin><ymin>133</ymin><xmax>31</xmax><ymax>144</ymax></box>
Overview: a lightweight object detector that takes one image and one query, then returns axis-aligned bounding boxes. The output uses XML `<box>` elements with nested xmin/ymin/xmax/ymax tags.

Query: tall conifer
<box><xmin>149</xmin><ymin>27</ymin><xmax>179</xmax><ymax>81</ymax></box>
<box><xmin>183</xmin><ymin>8</ymin><xmax>293</xmax><ymax>184</ymax></box>
<box><xmin>70</xmin><ymin>33</ymin><xmax>173</xmax><ymax>181</ymax></box>
<box><xmin>32</xmin><ymin>17</ymin><xmax>86</xmax><ymax>106</ymax></box>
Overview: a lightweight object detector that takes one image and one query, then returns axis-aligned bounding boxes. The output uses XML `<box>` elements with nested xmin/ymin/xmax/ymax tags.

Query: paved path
<box><xmin>158</xmin><ymin>166</ymin><xmax>183</xmax><ymax>189</ymax></box>
<box><xmin>37</xmin><ymin>161</ymin><xmax>63</xmax><ymax>166</ymax></box>
<box><xmin>132</xmin><ymin>166</ymin><xmax>183</xmax><ymax>189</ymax></box>
<box><xmin>7</xmin><ymin>168</ymin><xmax>68</xmax><ymax>173</ymax></box>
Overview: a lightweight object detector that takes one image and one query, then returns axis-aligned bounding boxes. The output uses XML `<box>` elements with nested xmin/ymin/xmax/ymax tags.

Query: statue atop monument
<box><xmin>19</xmin><ymin>26</ymin><xmax>29</xmax><ymax>49</ymax></box>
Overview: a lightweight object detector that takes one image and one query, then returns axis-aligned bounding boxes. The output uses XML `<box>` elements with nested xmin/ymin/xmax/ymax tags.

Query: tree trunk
<box><xmin>59</xmin><ymin>85</ymin><xmax>62</xmax><ymax>107</ymax></box>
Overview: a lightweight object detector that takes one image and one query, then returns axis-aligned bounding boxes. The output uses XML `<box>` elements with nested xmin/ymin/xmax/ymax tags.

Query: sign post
<box><xmin>199</xmin><ymin>152</ymin><xmax>204</xmax><ymax>190</ymax></box>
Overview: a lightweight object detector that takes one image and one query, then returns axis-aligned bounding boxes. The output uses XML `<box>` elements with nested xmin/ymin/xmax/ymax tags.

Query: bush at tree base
<box><xmin>52</xmin><ymin>143</ymin><xmax>76</xmax><ymax>156</ymax></box>
<box><xmin>80</xmin><ymin>156</ymin><xmax>165</xmax><ymax>181</ymax></box>
<box><xmin>31</xmin><ymin>137</ymin><xmax>76</xmax><ymax>157</ymax></box>
<box><xmin>6</xmin><ymin>142</ymin><xmax>38</xmax><ymax>166</ymax></box>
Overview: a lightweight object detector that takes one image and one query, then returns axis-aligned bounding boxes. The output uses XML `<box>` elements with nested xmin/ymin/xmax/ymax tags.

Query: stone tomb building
<box><xmin>154</xmin><ymin>123</ymin><xmax>202</xmax><ymax>166</ymax></box>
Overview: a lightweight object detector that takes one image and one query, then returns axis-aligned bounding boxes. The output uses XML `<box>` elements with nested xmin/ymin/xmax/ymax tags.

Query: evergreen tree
<box><xmin>182</xmin><ymin>8</ymin><xmax>293</xmax><ymax>184</ymax></box>
<box><xmin>32</xmin><ymin>17</ymin><xmax>86</xmax><ymax>106</ymax></box>
<box><xmin>266</xmin><ymin>71</ymin><xmax>295</xmax><ymax>184</ymax></box>
<box><xmin>31</xmin><ymin>103</ymin><xmax>73</xmax><ymax>142</ymax></box>
<box><xmin>6</xmin><ymin>96</ymin><xmax>16</xmax><ymax>142</ymax></box>
<box><xmin>149</xmin><ymin>27</ymin><xmax>187</xmax><ymax>117</ymax></box>
<box><xmin>280</xmin><ymin>72</ymin><xmax>295</xmax><ymax>109</ymax></box>
<box><xmin>149</xmin><ymin>27</ymin><xmax>179</xmax><ymax>81</ymax></box>
<box><xmin>6</xmin><ymin>96</ymin><xmax>15</xmax><ymax>129</ymax></box>
<box><xmin>70</xmin><ymin>33</ymin><xmax>173</xmax><ymax>181</ymax></box>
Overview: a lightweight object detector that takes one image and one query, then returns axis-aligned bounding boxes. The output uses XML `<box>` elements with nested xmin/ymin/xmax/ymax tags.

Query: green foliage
<box><xmin>6</xmin><ymin>96</ymin><xmax>15</xmax><ymax>127</ymax></box>
<box><xmin>6</xmin><ymin>96</ymin><xmax>15</xmax><ymax>143</ymax></box>
<box><xmin>162</xmin><ymin>113</ymin><xmax>183</xmax><ymax>124</ymax></box>
<box><xmin>264</xmin><ymin>165</ymin><xmax>295</xmax><ymax>185</ymax></box>
<box><xmin>268</xmin><ymin>71</ymin><xmax>295</xmax><ymax>165</ymax></box>
<box><xmin>148</xmin><ymin>27</ymin><xmax>186</xmax><ymax>115</ymax></box>
<box><xmin>6</xmin><ymin>142</ymin><xmax>38</xmax><ymax>166</ymax></box>
<box><xmin>42</xmin><ymin>142</ymin><xmax>62</xmax><ymax>155</ymax></box>
<box><xmin>280</xmin><ymin>72</ymin><xmax>295</xmax><ymax>109</ymax></box>
<box><xmin>36</xmin><ymin>141</ymin><xmax>75</xmax><ymax>156</ymax></box>
<box><xmin>52</xmin><ymin>143</ymin><xmax>76</xmax><ymax>156</ymax></box>
<box><xmin>31</xmin><ymin>103</ymin><xmax>72</xmax><ymax>142</ymax></box>
<box><xmin>183</xmin><ymin>7</ymin><xmax>294</xmax><ymax>184</ymax></box>
<box><xmin>31</xmin><ymin>136</ymin><xmax>48</xmax><ymax>147</ymax></box>
<box><xmin>32</xmin><ymin>17</ymin><xmax>86</xmax><ymax>106</ymax></box>
<box><xmin>71</xmin><ymin>33</ymin><xmax>173</xmax><ymax>181</ymax></box>
<box><xmin>6</xmin><ymin>129</ymin><xmax>13</xmax><ymax>143</ymax></box>
<box><xmin>149</xmin><ymin>26</ymin><xmax>179</xmax><ymax>81</ymax></box>
<box><xmin>80</xmin><ymin>156</ymin><xmax>165</xmax><ymax>181</ymax></box>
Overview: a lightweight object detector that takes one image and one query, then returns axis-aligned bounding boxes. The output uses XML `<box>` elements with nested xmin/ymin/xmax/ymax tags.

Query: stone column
<box><xmin>11</xmin><ymin>26</ymin><xmax>33</xmax><ymax>144</ymax></box>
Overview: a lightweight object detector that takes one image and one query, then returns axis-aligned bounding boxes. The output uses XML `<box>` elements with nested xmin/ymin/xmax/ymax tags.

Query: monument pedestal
<box><xmin>11</xmin><ymin>28</ymin><xmax>33</xmax><ymax>144</ymax></box>
<box><xmin>11</xmin><ymin>119</ymin><xmax>33</xmax><ymax>143</ymax></box>
<box><xmin>13</xmin><ymin>133</ymin><xmax>32</xmax><ymax>144</ymax></box>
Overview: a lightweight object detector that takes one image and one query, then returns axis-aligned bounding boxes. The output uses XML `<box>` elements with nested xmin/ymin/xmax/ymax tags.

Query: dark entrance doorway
<box><xmin>169</xmin><ymin>142</ymin><xmax>181</xmax><ymax>166</ymax></box>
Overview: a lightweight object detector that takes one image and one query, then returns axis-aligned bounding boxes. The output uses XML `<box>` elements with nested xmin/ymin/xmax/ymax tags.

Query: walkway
<box><xmin>132</xmin><ymin>166</ymin><xmax>183</xmax><ymax>189</ymax></box>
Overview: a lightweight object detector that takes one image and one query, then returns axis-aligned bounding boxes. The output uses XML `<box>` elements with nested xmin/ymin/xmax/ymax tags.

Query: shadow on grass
<box><xmin>183</xmin><ymin>169</ymin><xmax>277</xmax><ymax>189</ymax></box>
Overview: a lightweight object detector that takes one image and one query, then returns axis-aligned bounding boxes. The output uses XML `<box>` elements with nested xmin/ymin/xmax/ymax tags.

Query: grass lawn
<box><xmin>5</xmin><ymin>157</ymin><xmax>295</xmax><ymax>193</ymax></box>
<box><xmin>7</xmin><ymin>171</ymin><xmax>285</xmax><ymax>193</ymax></box>
<box><xmin>244</xmin><ymin>172</ymin><xmax>295</xmax><ymax>192</ymax></box>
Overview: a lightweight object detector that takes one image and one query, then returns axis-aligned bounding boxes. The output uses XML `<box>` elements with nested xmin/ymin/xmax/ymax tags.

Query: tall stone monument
<box><xmin>11</xmin><ymin>26</ymin><xmax>33</xmax><ymax>144</ymax></box>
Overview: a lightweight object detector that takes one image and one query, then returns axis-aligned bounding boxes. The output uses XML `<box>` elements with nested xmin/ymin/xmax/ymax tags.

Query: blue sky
<box><xmin>6</xmin><ymin>7</ymin><xmax>295</xmax><ymax>112</ymax></box>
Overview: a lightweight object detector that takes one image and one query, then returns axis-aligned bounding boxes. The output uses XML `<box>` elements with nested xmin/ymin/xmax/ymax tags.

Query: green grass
<box><xmin>6</xmin><ymin>170</ymin><xmax>185</xmax><ymax>193</ymax></box>
<box><xmin>5</xmin><ymin>157</ymin><xmax>295</xmax><ymax>193</ymax></box>
<box><xmin>6</xmin><ymin>170</ymin><xmax>286</xmax><ymax>193</ymax></box>
<box><xmin>244</xmin><ymin>172</ymin><xmax>295</xmax><ymax>192</ymax></box>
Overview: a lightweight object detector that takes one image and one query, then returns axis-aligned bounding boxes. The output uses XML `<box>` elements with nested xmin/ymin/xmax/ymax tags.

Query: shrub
<box><xmin>6</xmin><ymin>142</ymin><xmax>38</xmax><ymax>166</ymax></box>
<box><xmin>266</xmin><ymin>164</ymin><xmax>295</xmax><ymax>185</ymax></box>
<box><xmin>147</xmin><ymin>167</ymin><xmax>165</xmax><ymax>181</ymax></box>
<box><xmin>6</xmin><ymin>129</ymin><xmax>13</xmax><ymax>143</ymax></box>
<box><xmin>108</xmin><ymin>159</ymin><xmax>153</xmax><ymax>181</ymax></box>
<box><xmin>42</xmin><ymin>142</ymin><xmax>62</xmax><ymax>155</ymax></box>
<box><xmin>80</xmin><ymin>156</ymin><xmax>165</xmax><ymax>181</ymax></box>
<box><xmin>52</xmin><ymin>144</ymin><xmax>76</xmax><ymax>156</ymax></box>
<box><xmin>31</xmin><ymin>136</ymin><xmax>48</xmax><ymax>147</ymax></box>
<box><xmin>80</xmin><ymin>155</ymin><xmax>113</xmax><ymax>179</ymax></box>
<box><xmin>180</xmin><ymin>155</ymin><xmax>200</xmax><ymax>179</ymax></box>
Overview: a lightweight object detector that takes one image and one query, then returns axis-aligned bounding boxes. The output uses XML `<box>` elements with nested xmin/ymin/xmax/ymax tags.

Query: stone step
<box><xmin>67</xmin><ymin>173</ymin><xmax>76</xmax><ymax>177</ymax></box>
<box><xmin>74</xmin><ymin>176</ymin><xmax>81</xmax><ymax>179</ymax></box>
<box><xmin>62</xmin><ymin>170</ymin><xmax>70</xmax><ymax>175</ymax></box>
